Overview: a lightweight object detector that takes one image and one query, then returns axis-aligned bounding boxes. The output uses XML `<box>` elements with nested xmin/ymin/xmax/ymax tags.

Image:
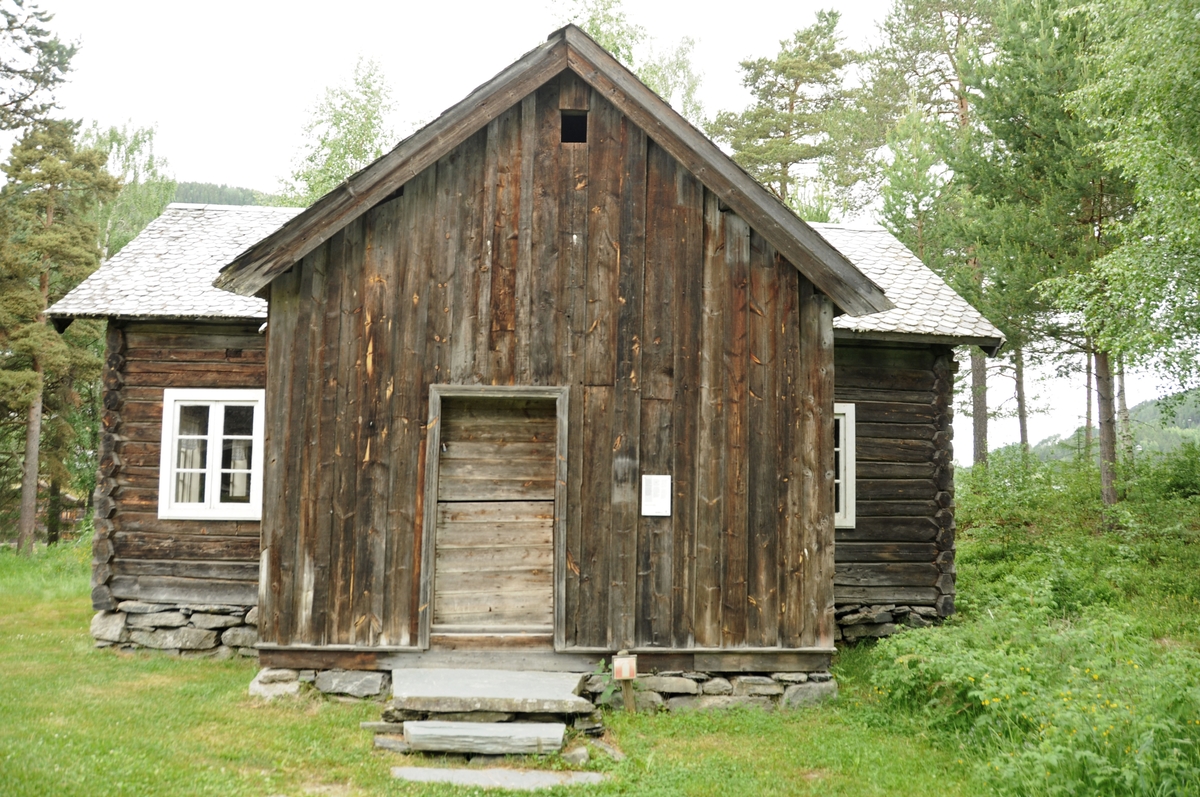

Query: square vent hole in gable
<box><xmin>561</xmin><ymin>111</ymin><xmax>587</xmax><ymax>143</ymax></box>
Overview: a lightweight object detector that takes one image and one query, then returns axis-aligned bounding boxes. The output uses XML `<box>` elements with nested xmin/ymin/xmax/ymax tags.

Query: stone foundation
<box><xmin>247</xmin><ymin>667</ymin><xmax>838</xmax><ymax>714</ymax></box>
<box><xmin>834</xmin><ymin>603</ymin><xmax>940</xmax><ymax>642</ymax></box>
<box><xmin>90</xmin><ymin>601</ymin><xmax>258</xmax><ymax>657</ymax></box>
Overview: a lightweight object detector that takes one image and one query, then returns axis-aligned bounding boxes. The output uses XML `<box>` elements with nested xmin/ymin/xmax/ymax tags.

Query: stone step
<box><xmin>392</xmin><ymin>766</ymin><xmax>605</xmax><ymax>789</ymax></box>
<box><xmin>391</xmin><ymin>668</ymin><xmax>594</xmax><ymax>714</ymax></box>
<box><xmin>403</xmin><ymin>720</ymin><xmax>565</xmax><ymax>754</ymax></box>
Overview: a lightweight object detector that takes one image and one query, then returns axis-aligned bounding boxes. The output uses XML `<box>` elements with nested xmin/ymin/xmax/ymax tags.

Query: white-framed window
<box><xmin>834</xmin><ymin>402</ymin><xmax>856</xmax><ymax>528</ymax></box>
<box><xmin>157</xmin><ymin>388</ymin><xmax>265</xmax><ymax>521</ymax></box>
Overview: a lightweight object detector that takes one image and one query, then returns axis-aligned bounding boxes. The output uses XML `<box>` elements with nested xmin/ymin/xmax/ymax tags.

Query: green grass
<box><xmin>0</xmin><ymin>537</ymin><xmax>988</xmax><ymax>796</ymax></box>
<box><xmin>3</xmin><ymin>448</ymin><xmax>1198</xmax><ymax>795</ymax></box>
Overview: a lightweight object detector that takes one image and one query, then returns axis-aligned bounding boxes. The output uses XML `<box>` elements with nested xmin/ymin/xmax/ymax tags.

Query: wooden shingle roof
<box><xmin>214</xmin><ymin>25</ymin><xmax>894</xmax><ymax>317</ymax></box>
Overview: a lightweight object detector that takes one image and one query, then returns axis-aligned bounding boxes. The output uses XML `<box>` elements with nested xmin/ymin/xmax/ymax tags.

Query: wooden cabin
<box><xmin>52</xmin><ymin>27</ymin><xmax>1002</xmax><ymax>668</ymax></box>
<box><xmin>48</xmin><ymin>204</ymin><xmax>301</xmax><ymax>654</ymax></box>
<box><xmin>205</xmin><ymin>26</ymin><xmax>1003</xmax><ymax>674</ymax></box>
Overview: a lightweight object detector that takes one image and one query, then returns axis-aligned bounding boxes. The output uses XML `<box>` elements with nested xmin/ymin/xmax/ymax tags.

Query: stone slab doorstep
<box><xmin>374</xmin><ymin>735</ymin><xmax>411</xmax><ymax>753</ymax></box>
<box><xmin>392</xmin><ymin>669</ymin><xmax>592</xmax><ymax>714</ymax></box>
<box><xmin>392</xmin><ymin>766</ymin><xmax>605</xmax><ymax>790</ymax></box>
<box><xmin>404</xmin><ymin>721</ymin><xmax>565</xmax><ymax>755</ymax></box>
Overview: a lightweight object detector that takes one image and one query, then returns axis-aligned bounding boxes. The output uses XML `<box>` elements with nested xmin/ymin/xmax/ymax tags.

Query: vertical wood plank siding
<box><xmin>93</xmin><ymin>321</ymin><xmax>264</xmax><ymax>612</ymax></box>
<box><xmin>261</xmin><ymin>71</ymin><xmax>836</xmax><ymax>650</ymax></box>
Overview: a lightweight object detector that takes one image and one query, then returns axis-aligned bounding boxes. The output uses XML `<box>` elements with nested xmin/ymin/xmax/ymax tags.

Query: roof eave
<box><xmin>833</xmin><ymin>328</ymin><xmax>1006</xmax><ymax>356</ymax></box>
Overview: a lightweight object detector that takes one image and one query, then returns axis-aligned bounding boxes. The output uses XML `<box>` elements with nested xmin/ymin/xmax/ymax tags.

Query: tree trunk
<box><xmin>1014</xmin><ymin>347</ymin><xmax>1029</xmax><ymax>451</ymax></box>
<box><xmin>971</xmin><ymin>347</ymin><xmax>988</xmax><ymax>465</ymax></box>
<box><xmin>1095</xmin><ymin>350</ymin><xmax>1119</xmax><ymax>506</ymax></box>
<box><xmin>1117</xmin><ymin>357</ymin><xmax>1133</xmax><ymax>463</ymax></box>
<box><xmin>1084</xmin><ymin>348</ymin><xmax>1094</xmax><ymax>457</ymax></box>
<box><xmin>16</xmin><ymin>375</ymin><xmax>43</xmax><ymax>556</ymax></box>
<box><xmin>46</xmin><ymin>479</ymin><xmax>61</xmax><ymax>546</ymax></box>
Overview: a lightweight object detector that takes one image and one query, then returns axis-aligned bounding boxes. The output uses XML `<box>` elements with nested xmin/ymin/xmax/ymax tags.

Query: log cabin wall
<box><xmin>832</xmin><ymin>341</ymin><xmax>956</xmax><ymax>619</ymax></box>
<box><xmin>260</xmin><ymin>70</ymin><xmax>836</xmax><ymax>653</ymax></box>
<box><xmin>91</xmin><ymin>320</ymin><xmax>265</xmax><ymax>610</ymax></box>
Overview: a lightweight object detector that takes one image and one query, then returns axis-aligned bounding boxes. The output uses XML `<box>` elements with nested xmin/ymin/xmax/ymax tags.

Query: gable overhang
<box><xmin>215</xmin><ymin>26</ymin><xmax>894</xmax><ymax>318</ymax></box>
<box><xmin>833</xmin><ymin>328</ymin><xmax>1005</xmax><ymax>356</ymax></box>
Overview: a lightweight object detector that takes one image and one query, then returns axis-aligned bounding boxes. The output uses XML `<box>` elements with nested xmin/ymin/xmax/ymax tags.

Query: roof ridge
<box><xmin>167</xmin><ymin>202</ymin><xmax>299</xmax><ymax>212</ymax></box>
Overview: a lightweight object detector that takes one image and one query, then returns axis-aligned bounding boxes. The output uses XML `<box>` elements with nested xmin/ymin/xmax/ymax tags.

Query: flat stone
<box><xmin>841</xmin><ymin>622</ymin><xmax>898</xmax><ymax>641</ymax></box>
<box><xmin>599</xmin><ymin>689</ymin><xmax>663</xmax><ymax>711</ymax></box>
<box><xmin>210</xmin><ymin>646</ymin><xmax>236</xmax><ymax>660</ymax></box>
<box><xmin>90</xmin><ymin>611</ymin><xmax>127</xmax><ymax>643</ymax></box>
<box><xmin>702</xmin><ymin>677</ymin><xmax>732</xmax><ymax>695</ymax></box>
<box><xmin>667</xmin><ymin>695</ymin><xmax>775</xmax><ymax>712</ymax></box>
<box><xmin>179</xmin><ymin>604</ymin><xmax>244</xmax><ymax>614</ymax></box>
<box><xmin>257</xmin><ymin>668</ymin><xmax>299</xmax><ymax>684</ymax></box>
<box><xmin>221</xmin><ymin>626</ymin><xmax>258</xmax><ymax>648</ymax></box>
<box><xmin>392</xmin><ymin>669</ymin><xmax>593</xmax><ymax>715</ymax></box>
<box><xmin>361</xmin><ymin>721</ymin><xmax>408</xmax><ymax>733</ymax></box>
<box><xmin>381</xmin><ymin>706</ymin><xmax>424</xmax><ymax>723</ymax></box>
<box><xmin>316</xmin><ymin>670</ymin><xmax>388</xmax><ymax>698</ymax></box>
<box><xmin>637</xmin><ymin>675</ymin><xmax>698</xmax><ymax>695</ymax></box>
<box><xmin>244</xmin><ymin>606</ymin><xmax>259</xmax><ymax>625</ymax></box>
<box><xmin>117</xmin><ymin>601</ymin><xmax>173</xmax><ymax>614</ymax></box>
<box><xmin>904</xmin><ymin>614</ymin><xmax>933</xmax><ymax>628</ymax></box>
<box><xmin>249</xmin><ymin>672</ymin><xmax>301</xmax><ymax>700</ymax></box>
<box><xmin>772</xmin><ymin>672</ymin><xmax>809</xmax><ymax>684</ymax></box>
<box><xmin>393</xmin><ymin>766</ymin><xmax>605</xmax><ymax>790</ymax></box>
<box><xmin>573</xmin><ymin>710</ymin><xmax>603</xmax><ymax>733</ymax></box>
<box><xmin>911</xmin><ymin>606</ymin><xmax>939</xmax><ymax>617</ymax></box>
<box><xmin>126</xmin><ymin>611</ymin><xmax>188</xmax><ymax>629</ymax></box>
<box><xmin>190</xmin><ymin>613</ymin><xmax>243</xmax><ymax>629</ymax></box>
<box><xmin>299</xmin><ymin>669</ymin><xmax>316</xmax><ymax>683</ymax></box>
<box><xmin>403</xmin><ymin>721</ymin><xmax>565</xmax><ymax>755</ymax></box>
<box><xmin>841</xmin><ymin>608</ymin><xmax>894</xmax><ymax>626</ymax></box>
<box><xmin>781</xmin><ymin>680</ymin><xmax>838</xmax><ymax>709</ymax></box>
<box><xmin>732</xmin><ymin>676</ymin><xmax>783</xmax><ymax>697</ymax></box>
<box><xmin>584</xmin><ymin>674</ymin><xmax>608</xmax><ymax>694</ymax></box>
<box><xmin>809</xmin><ymin>672</ymin><xmax>833</xmax><ymax>683</ymax></box>
<box><xmin>562</xmin><ymin>746</ymin><xmax>589</xmax><ymax>766</ymax></box>
<box><xmin>130</xmin><ymin>627</ymin><xmax>217</xmax><ymax>650</ymax></box>
<box><xmin>236</xmin><ymin>647</ymin><xmax>257</xmax><ymax>657</ymax></box>
<box><xmin>374</xmin><ymin>734</ymin><xmax>411</xmax><ymax>753</ymax></box>
<box><xmin>435</xmin><ymin>711</ymin><xmax>514</xmax><ymax>723</ymax></box>
<box><xmin>682</xmin><ymin>671</ymin><xmax>711</xmax><ymax>682</ymax></box>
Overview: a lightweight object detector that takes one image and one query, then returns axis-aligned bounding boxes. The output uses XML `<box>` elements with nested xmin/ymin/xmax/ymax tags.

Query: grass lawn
<box><xmin>0</xmin><ymin>540</ymin><xmax>988</xmax><ymax>796</ymax></box>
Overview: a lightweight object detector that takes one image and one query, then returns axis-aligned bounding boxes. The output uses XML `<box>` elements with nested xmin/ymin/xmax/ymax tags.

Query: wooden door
<box><xmin>432</xmin><ymin>398</ymin><xmax>556</xmax><ymax>637</ymax></box>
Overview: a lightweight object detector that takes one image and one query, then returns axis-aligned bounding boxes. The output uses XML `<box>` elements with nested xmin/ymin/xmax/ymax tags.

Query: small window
<box><xmin>561</xmin><ymin>111</ymin><xmax>587</xmax><ymax>143</ymax></box>
<box><xmin>834</xmin><ymin>402</ymin><xmax>856</xmax><ymax>528</ymax></box>
<box><xmin>158</xmin><ymin>388</ymin><xmax>265</xmax><ymax>520</ymax></box>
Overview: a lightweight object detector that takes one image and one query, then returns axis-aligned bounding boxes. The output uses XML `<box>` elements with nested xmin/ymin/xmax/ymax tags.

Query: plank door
<box><xmin>433</xmin><ymin>398</ymin><xmax>557</xmax><ymax>637</ymax></box>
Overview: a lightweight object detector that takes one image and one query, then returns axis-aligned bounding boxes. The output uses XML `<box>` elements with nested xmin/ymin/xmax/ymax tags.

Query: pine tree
<box><xmin>707</xmin><ymin>11</ymin><xmax>857</xmax><ymax>207</ymax></box>
<box><xmin>0</xmin><ymin>119</ymin><xmax>118</xmax><ymax>553</ymax></box>
<box><xmin>952</xmin><ymin>0</ymin><xmax>1136</xmax><ymax>504</ymax></box>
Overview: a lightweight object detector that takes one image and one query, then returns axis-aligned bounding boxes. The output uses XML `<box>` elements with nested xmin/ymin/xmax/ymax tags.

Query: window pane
<box><xmin>179</xmin><ymin>405</ymin><xmax>209</xmax><ymax>436</ymax></box>
<box><xmin>222</xmin><ymin>438</ymin><xmax>253</xmax><ymax>470</ymax></box>
<box><xmin>224</xmin><ymin>405</ymin><xmax>255</xmax><ymax>436</ymax></box>
<box><xmin>835</xmin><ymin>482</ymin><xmax>841</xmax><ymax>513</ymax></box>
<box><xmin>175</xmin><ymin>472</ymin><xmax>206</xmax><ymax>503</ymax></box>
<box><xmin>176</xmin><ymin>438</ymin><xmax>207</xmax><ymax>470</ymax></box>
<box><xmin>221</xmin><ymin>471</ymin><xmax>251</xmax><ymax>503</ymax></box>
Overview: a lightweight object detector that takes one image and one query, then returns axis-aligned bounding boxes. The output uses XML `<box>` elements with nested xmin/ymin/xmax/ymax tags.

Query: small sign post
<box><xmin>612</xmin><ymin>650</ymin><xmax>637</xmax><ymax>714</ymax></box>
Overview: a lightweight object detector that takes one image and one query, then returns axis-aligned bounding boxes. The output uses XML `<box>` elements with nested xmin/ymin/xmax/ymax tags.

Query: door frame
<box><xmin>418</xmin><ymin>384</ymin><xmax>570</xmax><ymax>650</ymax></box>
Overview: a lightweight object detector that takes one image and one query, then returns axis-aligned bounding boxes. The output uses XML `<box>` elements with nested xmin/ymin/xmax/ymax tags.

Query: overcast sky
<box><xmin>37</xmin><ymin>0</ymin><xmax>1173</xmax><ymax>460</ymax></box>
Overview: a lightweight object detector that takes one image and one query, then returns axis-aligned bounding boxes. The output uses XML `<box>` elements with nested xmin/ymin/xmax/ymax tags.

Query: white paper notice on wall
<box><xmin>641</xmin><ymin>474</ymin><xmax>672</xmax><ymax>517</ymax></box>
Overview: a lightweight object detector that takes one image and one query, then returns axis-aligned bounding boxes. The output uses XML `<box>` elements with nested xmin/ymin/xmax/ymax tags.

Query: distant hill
<box><xmin>173</xmin><ymin>182</ymin><xmax>287</xmax><ymax>206</ymax></box>
<box><xmin>1029</xmin><ymin>389</ymin><xmax>1200</xmax><ymax>461</ymax></box>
